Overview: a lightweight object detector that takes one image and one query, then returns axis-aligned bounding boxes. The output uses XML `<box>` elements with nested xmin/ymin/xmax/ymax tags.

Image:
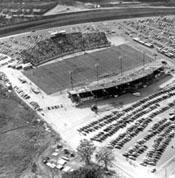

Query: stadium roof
<box><xmin>69</xmin><ymin>64</ymin><xmax>164</xmax><ymax>95</ymax></box>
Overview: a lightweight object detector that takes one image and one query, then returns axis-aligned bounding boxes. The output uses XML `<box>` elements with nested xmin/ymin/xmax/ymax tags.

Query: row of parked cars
<box><xmin>43</xmin><ymin>144</ymin><xmax>75</xmax><ymax>173</ymax></box>
<box><xmin>78</xmin><ymin>85</ymin><xmax>175</xmax><ymax>138</ymax></box>
<box><xmin>14</xmin><ymin>85</ymin><xmax>43</xmax><ymax>112</ymax></box>
<box><xmin>47</xmin><ymin>104</ymin><xmax>64</xmax><ymax>110</ymax></box>
<box><xmin>0</xmin><ymin>58</ymin><xmax>15</xmax><ymax>68</ymax></box>
<box><xmin>30</xmin><ymin>101</ymin><xmax>42</xmax><ymax>111</ymax></box>
<box><xmin>78</xmin><ymin>113</ymin><xmax>120</xmax><ymax>135</ymax></box>
<box><xmin>110</xmin><ymin>117</ymin><xmax>152</xmax><ymax>149</ymax></box>
<box><xmin>78</xmin><ymin>85</ymin><xmax>175</xmax><ymax>144</ymax></box>
<box><xmin>122</xmin><ymin>118</ymin><xmax>167</xmax><ymax>160</ymax></box>
<box><xmin>14</xmin><ymin>86</ymin><xmax>30</xmax><ymax>99</ymax></box>
<box><xmin>141</xmin><ymin>126</ymin><xmax>175</xmax><ymax>167</ymax></box>
<box><xmin>77</xmin><ymin>81</ymin><xmax>175</xmax><ymax>168</ymax></box>
<box><xmin>122</xmin><ymin>112</ymin><xmax>175</xmax><ymax>167</ymax></box>
<box><xmin>155</xmin><ymin>44</ymin><xmax>175</xmax><ymax>58</ymax></box>
<box><xmin>123</xmin><ymin>144</ymin><xmax>148</xmax><ymax>161</ymax></box>
<box><xmin>90</xmin><ymin>90</ymin><xmax>175</xmax><ymax>143</ymax></box>
<box><xmin>122</xmin><ymin>17</ymin><xmax>175</xmax><ymax>59</ymax></box>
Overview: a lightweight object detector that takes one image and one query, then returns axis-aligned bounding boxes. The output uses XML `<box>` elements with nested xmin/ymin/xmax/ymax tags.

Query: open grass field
<box><xmin>0</xmin><ymin>84</ymin><xmax>56</xmax><ymax>178</ymax></box>
<box><xmin>24</xmin><ymin>44</ymin><xmax>153</xmax><ymax>94</ymax></box>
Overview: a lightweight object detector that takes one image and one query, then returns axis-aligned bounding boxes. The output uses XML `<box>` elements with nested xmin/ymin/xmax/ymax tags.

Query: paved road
<box><xmin>1</xmin><ymin>7</ymin><xmax>175</xmax><ymax>37</ymax></box>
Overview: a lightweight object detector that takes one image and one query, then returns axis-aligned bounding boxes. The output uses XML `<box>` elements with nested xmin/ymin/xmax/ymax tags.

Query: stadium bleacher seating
<box><xmin>20</xmin><ymin>32</ymin><xmax>110</xmax><ymax>66</ymax></box>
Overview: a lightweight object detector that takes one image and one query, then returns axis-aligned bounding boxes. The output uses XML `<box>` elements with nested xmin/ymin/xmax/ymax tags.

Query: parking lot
<box><xmin>1</xmin><ymin>17</ymin><xmax>175</xmax><ymax>178</ymax></box>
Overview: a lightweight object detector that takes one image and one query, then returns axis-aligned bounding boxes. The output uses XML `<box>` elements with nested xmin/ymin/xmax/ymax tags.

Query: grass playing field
<box><xmin>24</xmin><ymin>44</ymin><xmax>153</xmax><ymax>94</ymax></box>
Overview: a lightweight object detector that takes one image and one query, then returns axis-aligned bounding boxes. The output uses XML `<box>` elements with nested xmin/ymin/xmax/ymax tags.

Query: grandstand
<box><xmin>20</xmin><ymin>31</ymin><xmax>110</xmax><ymax>66</ymax></box>
<box><xmin>68</xmin><ymin>65</ymin><xmax>166</xmax><ymax>104</ymax></box>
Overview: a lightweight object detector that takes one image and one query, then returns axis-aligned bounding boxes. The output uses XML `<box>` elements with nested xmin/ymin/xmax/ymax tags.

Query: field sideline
<box><xmin>24</xmin><ymin>44</ymin><xmax>153</xmax><ymax>94</ymax></box>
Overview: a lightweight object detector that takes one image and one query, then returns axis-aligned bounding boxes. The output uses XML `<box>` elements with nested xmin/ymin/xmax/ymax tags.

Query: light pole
<box><xmin>94</xmin><ymin>63</ymin><xmax>99</xmax><ymax>111</ymax></box>
<box><xmin>95</xmin><ymin>63</ymin><xmax>99</xmax><ymax>83</ymax></box>
<box><xmin>119</xmin><ymin>56</ymin><xmax>123</xmax><ymax>75</ymax></box>
<box><xmin>69</xmin><ymin>71</ymin><xmax>73</xmax><ymax>90</ymax></box>
<box><xmin>154</xmin><ymin>53</ymin><xmax>157</xmax><ymax>60</ymax></box>
<box><xmin>142</xmin><ymin>51</ymin><xmax>145</xmax><ymax>70</ymax></box>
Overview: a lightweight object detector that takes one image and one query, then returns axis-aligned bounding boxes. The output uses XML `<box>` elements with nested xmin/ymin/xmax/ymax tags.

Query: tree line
<box><xmin>63</xmin><ymin>139</ymin><xmax>116</xmax><ymax>178</ymax></box>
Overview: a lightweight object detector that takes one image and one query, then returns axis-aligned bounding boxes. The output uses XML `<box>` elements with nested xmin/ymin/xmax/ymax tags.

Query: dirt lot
<box><xmin>0</xmin><ymin>84</ymin><xmax>58</xmax><ymax>178</ymax></box>
<box><xmin>24</xmin><ymin>44</ymin><xmax>153</xmax><ymax>94</ymax></box>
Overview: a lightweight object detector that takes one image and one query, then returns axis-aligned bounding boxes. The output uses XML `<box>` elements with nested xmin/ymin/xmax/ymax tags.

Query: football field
<box><xmin>24</xmin><ymin>44</ymin><xmax>153</xmax><ymax>94</ymax></box>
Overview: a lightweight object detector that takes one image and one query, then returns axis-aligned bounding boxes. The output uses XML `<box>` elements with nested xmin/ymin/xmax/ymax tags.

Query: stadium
<box><xmin>24</xmin><ymin>43</ymin><xmax>154</xmax><ymax>94</ymax></box>
<box><xmin>1</xmin><ymin>6</ymin><xmax>175</xmax><ymax>178</ymax></box>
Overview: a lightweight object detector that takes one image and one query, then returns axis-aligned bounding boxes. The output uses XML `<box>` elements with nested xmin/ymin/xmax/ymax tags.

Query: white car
<box><xmin>132</xmin><ymin>92</ymin><xmax>141</xmax><ymax>97</ymax></box>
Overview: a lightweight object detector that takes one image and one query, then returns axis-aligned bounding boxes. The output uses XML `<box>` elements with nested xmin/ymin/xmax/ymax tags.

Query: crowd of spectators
<box><xmin>0</xmin><ymin>25</ymin><xmax>110</xmax><ymax>67</ymax></box>
<box><xmin>20</xmin><ymin>31</ymin><xmax>110</xmax><ymax>66</ymax></box>
<box><xmin>0</xmin><ymin>31</ymin><xmax>50</xmax><ymax>60</ymax></box>
<box><xmin>78</xmin><ymin>84</ymin><xmax>175</xmax><ymax>166</ymax></box>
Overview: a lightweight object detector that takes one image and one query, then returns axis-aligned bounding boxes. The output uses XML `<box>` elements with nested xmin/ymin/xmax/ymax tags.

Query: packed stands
<box><xmin>0</xmin><ymin>31</ymin><xmax>51</xmax><ymax>63</ymax></box>
<box><xmin>20</xmin><ymin>32</ymin><xmax>110</xmax><ymax>66</ymax></box>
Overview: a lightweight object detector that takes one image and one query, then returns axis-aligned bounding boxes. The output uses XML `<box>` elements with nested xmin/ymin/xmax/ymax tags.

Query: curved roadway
<box><xmin>0</xmin><ymin>7</ymin><xmax>175</xmax><ymax>36</ymax></box>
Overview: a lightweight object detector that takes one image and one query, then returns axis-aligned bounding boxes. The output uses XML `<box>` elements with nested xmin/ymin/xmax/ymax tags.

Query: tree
<box><xmin>31</xmin><ymin>163</ymin><xmax>37</xmax><ymax>173</ymax></box>
<box><xmin>85</xmin><ymin>165</ymin><xmax>103</xmax><ymax>178</ymax></box>
<box><xmin>77</xmin><ymin>139</ymin><xmax>96</xmax><ymax>165</ymax></box>
<box><xmin>62</xmin><ymin>164</ymin><xmax>103</xmax><ymax>178</ymax></box>
<box><xmin>95</xmin><ymin>146</ymin><xmax>115</xmax><ymax>170</ymax></box>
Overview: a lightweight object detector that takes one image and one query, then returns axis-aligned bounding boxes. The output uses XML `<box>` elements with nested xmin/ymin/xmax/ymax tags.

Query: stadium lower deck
<box><xmin>1</xmin><ymin>16</ymin><xmax>175</xmax><ymax>178</ymax></box>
